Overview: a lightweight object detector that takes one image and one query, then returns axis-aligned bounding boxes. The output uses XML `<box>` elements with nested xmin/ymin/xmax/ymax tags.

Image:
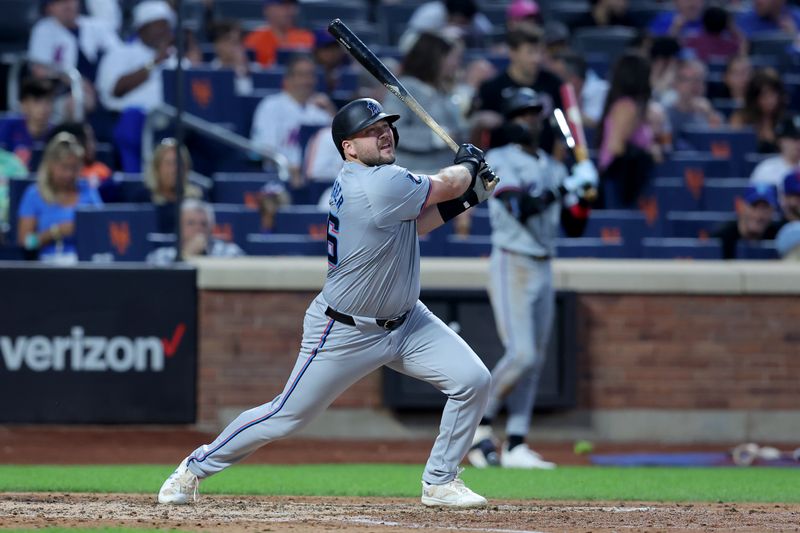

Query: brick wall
<box><xmin>199</xmin><ymin>291</ymin><xmax>800</xmax><ymax>425</ymax></box>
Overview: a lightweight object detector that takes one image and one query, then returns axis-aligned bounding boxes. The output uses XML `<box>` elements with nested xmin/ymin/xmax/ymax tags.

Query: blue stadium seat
<box><xmin>679</xmin><ymin>127</ymin><xmax>758</xmax><ymax>175</ymax></box>
<box><xmin>446</xmin><ymin>235</ymin><xmax>491</xmax><ymax>257</ymax></box>
<box><xmin>556</xmin><ymin>237</ymin><xmax>631</xmax><ymax>258</ymax></box>
<box><xmin>244</xmin><ymin>233</ymin><xmax>325</xmax><ymax>256</ymax></box>
<box><xmin>272</xmin><ymin>205</ymin><xmax>328</xmax><ymax>237</ymax></box>
<box><xmin>419</xmin><ymin>234</ymin><xmax>448</xmax><ymax>256</ymax></box>
<box><xmin>213</xmin><ymin>204</ymin><xmax>262</xmax><ymax>246</ymax></box>
<box><xmin>75</xmin><ymin>204</ymin><xmax>157</xmax><ymax>262</ymax></box>
<box><xmin>703</xmin><ymin>178</ymin><xmax>750</xmax><ymax>212</ymax></box>
<box><xmin>641</xmin><ymin>237</ymin><xmax>722</xmax><ymax>259</ymax></box>
<box><xmin>571</xmin><ymin>26</ymin><xmax>638</xmax><ymax>65</ymax></box>
<box><xmin>298</xmin><ymin>0</ymin><xmax>369</xmax><ymax>29</ymax></box>
<box><xmin>469</xmin><ymin>209</ymin><xmax>491</xmax><ymax>236</ymax></box>
<box><xmin>653</xmin><ymin>152</ymin><xmax>732</xmax><ymax>180</ymax></box>
<box><xmin>742</xmin><ymin>152</ymin><xmax>771</xmax><ymax>176</ymax></box>
<box><xmin>251</xmin><ymin>68</ymin><xmax>285</xmax><ymax>90</ymax></box>
<box><xmin>376</xmin><ymin>2</ymin><xmax>425</xmax><ymax>46</ymax></box>
<box><xmin>235</xmin><ymin>90</ymin><xmax>278</xmax><ymax>135</ymax></box>
<box><xmin>665</xmin><ymin>211</ymin><xmax>734</xmax><ymax>238</ymax></box>
<box><xmin>162</xmin><ymin>68</ymin><xmax>238</xmax><ymax>125</ymax></box>
<box><xmin>737</xmin><ymin>240</ymin><xmax>779</xmax><ymax>260</ymax></box>
<box><xmin>211</xmin><ymin>172</ymin><xmax>277</xmax><ymax>205</ymax></box>
<box><xmin>213</xmin><ymin>0</ymin><xmax>263</xmax><ymax>20</ymax></box>
<box><xmin>97</xmin><ymin>173</ymin><xmax>148</xmax><ymax>203</ymax></box>
<box><xmin>652</xmin><ymin>178</ymin><xmax>703</xmax><ymax>213</ymax></box>
<box><xmin>579</xmin><ymin>209</ymin><xmax>651</xmax><ymax>257</ymax></box>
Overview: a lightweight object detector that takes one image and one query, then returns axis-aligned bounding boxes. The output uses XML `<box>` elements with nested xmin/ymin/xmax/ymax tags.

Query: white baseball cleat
<box><xmin>500</xmin><ymin>443</ymin><xmax>556</xmax><ymax>470</ymax></box>
<box><xmin>421</xmin><ymin>470</ymin><xmax>488</xmax><ymax>508</ymax></box>
<box><xmin>158</xmin><ymin>458</ymin><xmax>199</xmax><ymax>504</ymax></box>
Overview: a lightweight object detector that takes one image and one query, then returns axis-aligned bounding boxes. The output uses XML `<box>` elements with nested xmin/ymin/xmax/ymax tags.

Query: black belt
<box><xmin>325</xmin><ymin>306</ymin><xmax>408</xmax><ymax>331</ymax></box>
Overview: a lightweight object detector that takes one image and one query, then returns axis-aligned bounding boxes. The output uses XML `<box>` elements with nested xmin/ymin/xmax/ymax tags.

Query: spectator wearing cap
<box><xmin>243</xmin><ymin>0</ymin><xmax>314</xmax><ymax>68</ymax></box>
<box><xmin>735</xmin><ymin>0</ymin><xmax>800</xmax><ymax>39</ymax></box>
<box><xmin>471</xmin><ymin>27</ymin><xmax>563</xmax><ymax>152</ymax></box>
<box><xmin>312</xmin><ymin>29</ymin><xmax>351</xmax><ymax>98</ymax></box>
<box><xmin>209</xmin><ymin>20</ymin><xmax>255</xmax><ymax>96</ymax></box>
<box><xmin>712</xmin><ymin>184</ymin><xmax>782</xmax><ymax>259</ymax></box>
<box><xmin>682</xmin><ymin>5</ymin><xmax>745</xmax><ymax>62</ymax></box>
<box><xmin>749</xmin><ymin>114</ymin><xmax>800</xmax><ymax>189</ymax></box>
<box><xmin>95</xmin><ymin>0</ymin><xmax>186</xmax><ymax>172</ymax></box>
<box><xmin>506</xmin><ymin>0</ymin><xmax>542</xmax><ymax>32</ymax></box>
<box><xmin>778</xmin><ymin>170</ymin><xmax>800</xmax><ymax>223</ymax></box>
<box><xmin>250</xmin><ymin>54</ymin><xmax>336</xmax><ymax>187</ymax></box>
<box><xmin>401</xmin><ymin>0</ymin><xmax>494</xmax><ymax>50</ymax></box>
<box><xmin>573</xmin><ymin>0</ymin><xmax>638</xmax><ymax>30</ymax></box>
<box><xmin>775</xmin><ymin>220</ymin><xmax>800</xmax><ymax>259</ymax></box>
<box><xmin>27</xmin><ymin>0</ymin><xmax>120</xmax><ymax>106</ymax></box>
<box><xmin>146</xmin><ymin>199</ymin><xmax>244</xmax><ymax>264</ymax></box>
<box><xmin>648</xmin><ymin>0</ymin><xmax>706</xmax><ymax>38</ymax></box>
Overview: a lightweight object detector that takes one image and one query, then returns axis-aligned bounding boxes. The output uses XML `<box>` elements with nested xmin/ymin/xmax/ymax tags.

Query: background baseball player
<box><xmin>468</xmin><ymin>88</ymin><xmax>597</xmax><ymax>469</ymax></box>
<box><xmin>158</xmin><ymin>98</ymin><xmax>499</xmax><ymax>507</ymax></box>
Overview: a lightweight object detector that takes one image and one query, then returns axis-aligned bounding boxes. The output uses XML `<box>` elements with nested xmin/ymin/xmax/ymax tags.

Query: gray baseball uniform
<box><xmin>185</xmin><ymin>161</ymin><xmax>491</xmax><ymax>485</ymax></box>
<box><xmin>483</xmin><ymin>145</ymin><xmax>566</xmax><ymax>438</ymax></box>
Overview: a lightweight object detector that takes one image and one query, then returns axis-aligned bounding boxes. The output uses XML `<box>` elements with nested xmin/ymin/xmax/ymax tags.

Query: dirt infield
<box><xmin>2</xmin><ymin>427</ymin><xmax>799</xmax><ymax>532</ymax></box>
<box><xmin>2</xmin><ymin>492</ymin><xmax>800</xmax><ymax>532</ymax></box>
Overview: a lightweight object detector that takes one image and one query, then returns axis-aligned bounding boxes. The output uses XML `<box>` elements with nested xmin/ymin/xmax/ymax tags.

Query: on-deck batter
<box><xmin>158</xmin><ymin>98</ymin><xmax>499</xmax><ymax>507</ymax></box>
<box><xmin>467</xmin><ymin>88</ymin><xmax>597</xmax><ymax>469</ymax></box>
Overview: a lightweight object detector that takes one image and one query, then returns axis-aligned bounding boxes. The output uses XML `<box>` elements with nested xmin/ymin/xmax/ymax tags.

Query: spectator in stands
<box><xmin>729</xmin><ymin>69</ymin><xmax>787</xmax><ymax>153</ymax></box>
<box><xmin>505</xmin><ymin>0</ymin><xmax>542</xmax><ymax>32</ymax></box>
<box><xmin>648</xmin><ymin>0</ymin><xmax>705</xmax><ymax>38</ymax></box>
<box><xmin>648</xmin><ymin>36</ymin><xmax>682</xmax><ymax>107</ymax></box>
<box><xmin>27</xmin><ymin>0</ymin><xmax>121</xmax><ymax>118</ymax></box>
<box><xmin>257</xmin><ymin>180</ymin><xmax>291</xmax><ymax>232</ymax></box>
<box><xmin>0</xmin><ymin>149</ymin><xmax>29</xmax><ymax>242</ymax></box>
<box><xmin>596</xmin><ymin>52</ymin><xmax>665</xmax><ymax>208</ymax></box>
<box><xmin>401</xmin><ymin>0</ymin><xmax>494</xmax><ymax>50</ymax></box>
<box><xmin>85</xmin><ymin>0</ymin><xmax>122</xmax><ymax>32</ymax></box>
<box><xmin>775</xmin><ymin>220</ymin><xmax>800</xmax><ymax>259</ymax></box>
<box><xmin>749</xmin><ymin>114</ymin><xmax>800</xmax><ymax>188</ymax></box>
<box><xmin>712</xmin><ymin>184</ymin><xmax>781</xmax><ymax>259</ymax></box>
<box><xmin>96</xmin><ymin>0</ymin><xmax>185</xmax><ymax>172</ymax></box>
<box><xmin>140</xmin><ymin>138</ymin><xmax>202</xmax><ymax>234</ymax></box>
<box><xmin>312</xmin><ymin>29</ymin><xmax>351</xmax><ymax>98</ymax></box>
<box><xmin>250</xmin><ymin>54</ymin><xmax>336</xmax><ymax>187</ymax></box>
<box><xmin>244</xmin><ymin>0</ymin><xmax>313</xmax><ymax>68</ymax></box>
<box><xmin>16</xmin><ymin>132</ymin><xmax>102</xmax><ymax>263</ymax></box>
<box><xmin>719</xmin><ymin>55</ymin><xmax>753</xmax><ymax>107</ymax></box>
<box><xmin>0</xmin><ymin>79</ymin><xmax>55</xmax><ymax>170</ymax></box>
<box><xmin>549</xmin><ymin>50</ymin><xmax>609</xmax><ymax>129</ymax></box>
<box><xmin>209</xmin><ymin>20</ymin><xmax>254</xmax><ymax>96</ymax></box>
<box><xmin>683</xmin><ymin>5</ymin><xmax>745</xmax><ymax>62</ymax></box>
<box><xmin>663</xmin><ymin>59</ymin><xmax>724</xmax><ymax>148</ymax></box>
<box><xmin>382</xmin><ymin>32</ymin><xmax>469</xmax><ymax>174</ymax></box>
<box><xmin>47</xmin><ymin>122</ymin><xmax>112</xmax><ymax>184</ymax></box>
<box><xmin>778</xmin><ymin>170</ymin><xmax>800</xmax><ymax>223</ymax></box>
<box><xmin>471</xmin><ymin>27</ymin><xmax>563</xmax><ymax>151</ymax></box>
<box><xmin>573</xmin><ymin>0</ymin><xmax>638</xmax><ymax>30</ymax></box>
<box><xmin>735</xmin><ymin>0</ymin><xmax>800</xmax><ymax>39</ymax></box>
<box><xmin>303</xmin><ymin>127</ymin><xmax>343</xmax><ymax>184</ymax></box>
<box><xmin>146</xmin><ymin>198</ymin><xmax>244</xmax><ymax>264</ymax></box>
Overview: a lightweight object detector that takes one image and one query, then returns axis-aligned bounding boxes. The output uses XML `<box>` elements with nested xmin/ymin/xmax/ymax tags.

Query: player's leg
<box><xmin>159</xmin><ymin>296</ymin><xmax>394</xmax><ymax>503</ymax></box>
<box><xmin>500</xmin><ymin>260</ymin><xmax>556</xmax><ymax>469</ymax></box>
<box><xmin>387</xmin><ymin>300</ymin><xmax>491</xmax><ymax>507</ymax></box>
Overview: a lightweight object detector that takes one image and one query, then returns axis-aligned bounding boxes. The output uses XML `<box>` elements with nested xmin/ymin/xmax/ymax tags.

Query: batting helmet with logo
<box><xmin>502</xmin><ymin>87</ymin><xmax>544</xmax><ymax>120</ymax></box>
<box><xmin>331</xmin><ymin>98</ymin><xmax>400</xmax><ymax>159</ymax></box>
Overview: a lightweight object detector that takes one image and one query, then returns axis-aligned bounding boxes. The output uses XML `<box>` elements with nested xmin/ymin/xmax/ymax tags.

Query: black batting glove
<box><xmin>454</xmin><ymin>143</ymin><xmax>484</xmax><ymax>180</ymax></box>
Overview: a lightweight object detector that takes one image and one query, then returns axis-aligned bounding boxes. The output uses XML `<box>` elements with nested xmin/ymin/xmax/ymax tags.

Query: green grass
<box><xmin>1</xmin><ymin>464</ymin><xmax>799</xmax><ymax>503</ymax></box>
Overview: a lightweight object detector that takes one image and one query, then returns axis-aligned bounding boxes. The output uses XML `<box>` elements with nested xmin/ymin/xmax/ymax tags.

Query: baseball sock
<box><xmin>507</xmin><ymin>435</ymin><xmax>524</xmax><ymax>451</ymax></box>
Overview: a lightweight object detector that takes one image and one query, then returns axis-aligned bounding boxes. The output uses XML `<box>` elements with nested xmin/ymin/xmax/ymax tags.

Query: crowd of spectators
<box><xmin>2</xmin><ymin>0</ymin><xmax>800</xmax><ymax>262</ymax></box>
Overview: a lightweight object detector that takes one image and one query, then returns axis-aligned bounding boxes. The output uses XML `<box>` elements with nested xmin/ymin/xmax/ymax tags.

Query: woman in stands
<box><xmin>596</xmin><ymin>52</ymin><xmax>666</xmax><ymax>208</ymax></box>
<box><xmin>729</xmin><ymin>68</ymin><xmax>787</xmax><ymax>154</ymax></box>
<box><xmin>139</xmin><ymin>138</ymin><xmax>202</xmax><ymax>233</ymax></box>
<box><xmin>17</xmin><ymin>132</ymin><xmax>102</xmax><ymax>263</ymax></box>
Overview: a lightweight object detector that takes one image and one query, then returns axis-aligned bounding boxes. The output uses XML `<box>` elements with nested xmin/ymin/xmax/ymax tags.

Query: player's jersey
<box><xmin>486</xmin><ymin>145</ymin><xmax>566</xmax><ymax>257</ymax></box>
<box><xmin>322</xmin><ymin>161</ymin><xmax>431</xmax><ymax>319</ymax></box>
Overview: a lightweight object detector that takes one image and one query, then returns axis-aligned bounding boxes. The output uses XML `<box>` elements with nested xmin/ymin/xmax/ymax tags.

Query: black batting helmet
<box><xmin>502</xmin><ymin>87</ymin><xmax>544</xmax><ymax>120</ymax></box>
<box><xmin>331</xmin><ymin>98</ymin><xmax>400</xmax><ymax>159</ymax></box>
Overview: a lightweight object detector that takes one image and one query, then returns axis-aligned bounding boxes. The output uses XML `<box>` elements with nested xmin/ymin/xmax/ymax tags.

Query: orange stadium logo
<box><xmin>109</xmin><ymin>221</ymin><xmax>131</xmax><ymax>255</ymax></box>
<box><xmin>684</xmin><ymin>168</ymin><xmax>704</xmax><ymax>200</ymax></box>
<box><xmin>191</xmin><ymin>78</ymin><xmax>213</xmax><ymax>108</ymax></box>
<box><xmin>213</xmin><ymin>223</ymin><xmax>233</xmax><ymax>241</ymax></box>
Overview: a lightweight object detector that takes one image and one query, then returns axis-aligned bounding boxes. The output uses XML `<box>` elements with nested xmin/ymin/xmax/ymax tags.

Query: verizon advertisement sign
<box><xmin>0</xmin><ymin>265</ymin><xmax>197</xmax><ymax>423</ymax></box>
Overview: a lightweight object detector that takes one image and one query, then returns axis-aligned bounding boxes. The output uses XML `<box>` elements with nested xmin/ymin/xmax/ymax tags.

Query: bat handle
<box><xmin>571</xmin><ymin>146</ymin><xmax>598</xmax><ymax>203</ymax></box>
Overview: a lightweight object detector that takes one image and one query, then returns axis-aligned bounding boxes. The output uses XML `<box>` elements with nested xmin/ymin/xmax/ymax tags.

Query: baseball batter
<box><xmin>158</xmin><ymin>98</ymin><xmax>499</xmax><ymax>507</ymax></box>
<box><xmin>468</xmin><ymin>88</ymin><xmax>597</xmax><ymax>469</ymax></box>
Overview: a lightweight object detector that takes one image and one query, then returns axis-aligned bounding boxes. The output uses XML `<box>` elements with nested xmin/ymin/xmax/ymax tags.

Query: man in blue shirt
<box><xmin>736</xmin><ymin>0</ymin><xmax>800</xmax><ymax>38</ymax></box>
<box><xmin>648</xmin><ymin>0</ymin><xmax>705</xmax><ymax>38</ymax></box>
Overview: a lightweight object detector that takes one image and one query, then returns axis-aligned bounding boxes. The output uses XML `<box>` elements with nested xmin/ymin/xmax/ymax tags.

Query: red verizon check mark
<box><xmin>162</xmin><ymin>323</ymin><xmax>186</xmax><ymax>357</ymax></box>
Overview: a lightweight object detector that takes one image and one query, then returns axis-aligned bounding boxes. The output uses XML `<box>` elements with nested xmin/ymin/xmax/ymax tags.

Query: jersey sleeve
<box><xmin>363</xmin><ymin>164</ymin><xmax>431</xmax><ymax>228</ymax></box>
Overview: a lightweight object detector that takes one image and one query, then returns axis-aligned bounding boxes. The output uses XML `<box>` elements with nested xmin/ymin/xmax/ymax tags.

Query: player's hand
<box><xmin>474</xmin><ymin>162</ymin><xmax>499</xmax><ymax>202</ymax></box>
<box><xmin>454</xmin><ymin>143</ymin><xmax>484</xmax><ymax>178</ymax></box>
<box><xmin>563</xmin><ymin>160</ymin><xmax>598</xmax><ymax>198</ymax></box>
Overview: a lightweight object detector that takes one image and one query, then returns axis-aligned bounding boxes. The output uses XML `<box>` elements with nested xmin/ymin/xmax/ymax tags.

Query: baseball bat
<box><xmin>558</xmin><ymin>83</ymin><xmax>597</xmax><ymax>202</ymax></box>
<box><xmin>328</xmin><ymin>19</ymin><xmax>460</xmax><ymax>153</ymax></box>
